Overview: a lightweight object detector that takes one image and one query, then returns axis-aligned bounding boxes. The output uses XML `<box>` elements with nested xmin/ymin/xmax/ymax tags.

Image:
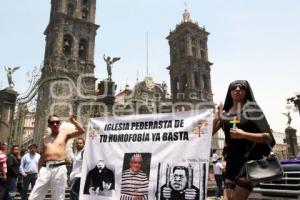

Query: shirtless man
<box><xmin>29</xmin><ymin>115</ymin><xmax>85</xmax><ymax>200</ymax></box>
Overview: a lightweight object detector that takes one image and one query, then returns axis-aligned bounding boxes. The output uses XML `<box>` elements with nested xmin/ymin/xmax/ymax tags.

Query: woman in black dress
<box><xmin>213</xmin><ymin>80</ymin><xmax>275</xmax><ymax>200</ymax></box>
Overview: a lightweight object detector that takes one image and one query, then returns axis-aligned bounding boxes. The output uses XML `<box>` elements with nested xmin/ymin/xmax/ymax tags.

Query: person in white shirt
<box><xmin>70</xmin><ymin>138</ymin><xmax>85</xmax><ymax>200</ymax></box>
<box><xmin>19</xmin><ymin>144</ymin><xmax>40</xmax><ymax>200</ymax></box>
<box><xmin>213</xmin><ymin>156</ymin><xmax>224</xmax><ymax>200</ymax></box>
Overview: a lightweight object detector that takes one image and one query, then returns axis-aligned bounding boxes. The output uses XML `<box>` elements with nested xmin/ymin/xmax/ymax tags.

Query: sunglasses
<box><xmin>230</xmin><ymin>84</ymin><xmax>246</xmax><ymax>91</ymax></box>
<box><xmin>132</xmin><ymin>161</ymin><xmax>142</xmax><ymax>164</ymax></box>
<box><xmin>49</xmin><ymin>120</ymin><xmax>61</xmax><ymax>125</ymax></box>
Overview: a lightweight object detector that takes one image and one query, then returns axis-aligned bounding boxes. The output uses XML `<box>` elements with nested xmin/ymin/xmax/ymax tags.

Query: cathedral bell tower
<box><xmin>167</xmin><ymin>8</ymin><xmax>213</xmax><ymax>105</ymax></box>
<box><xmin>34</xmin><ymin>0</ymin><xmax>99</xmax><ymax>145</ymax></box>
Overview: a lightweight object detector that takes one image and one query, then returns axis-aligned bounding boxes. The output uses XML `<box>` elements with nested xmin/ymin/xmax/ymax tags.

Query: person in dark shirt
<box><xmin>160</xmin><ymin>166</ymin><xmax>199</xmax><ymax>200</ymax></box>
<box><xmin>213</xmin><ymin>80</ymin><xmax>275</xmax><ymax>200</ymax></box>
<box><xmin>6</xmin><ymin>145</ymin><xmax>20</xmax><ymax>200</ymax></box>
<box><xmin>84</xmin><ymin>160</ymin><xmax>114</xmax><ymax>195</ymax></box>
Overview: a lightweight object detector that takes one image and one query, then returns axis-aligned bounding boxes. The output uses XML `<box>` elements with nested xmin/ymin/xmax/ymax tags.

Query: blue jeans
<box><xmin>70</xmin><ymin>177</ymin><xmax>81</xmax><ymax>200</ymax></box>
<box><xmin>215</xmin><ymin>174</ymin><xmax>223</xmax><ymax>198</ymax></box>
<box><xmin>5</xmin><ymin>177</ymin><xmax>17</xmax><ymax>200</ymax></box>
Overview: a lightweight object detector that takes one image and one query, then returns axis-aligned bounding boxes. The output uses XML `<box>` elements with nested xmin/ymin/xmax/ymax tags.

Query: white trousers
<box><xmin>28</xmin><ymin>165</ymin><xmax>67</xmax><ymax>200</ymax></box>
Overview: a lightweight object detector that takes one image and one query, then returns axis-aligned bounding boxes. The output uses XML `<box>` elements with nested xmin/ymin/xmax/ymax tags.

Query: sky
<box><xmin>0</xmin><ymin>0</ymin><xmax>299</xmax><ymax>137</ymax></box>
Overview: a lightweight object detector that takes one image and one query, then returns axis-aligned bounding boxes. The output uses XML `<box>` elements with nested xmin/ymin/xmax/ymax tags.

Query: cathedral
<box><xmin>33</xmin><ymin>0</ymin><xmax>99</xmax><ymax>146</ymax></box>
<box><xmin>114</xmin><ymin>8</ymin><xmax>214</xmax><ymax>114</ymax></box>
<box><xmin>31</xmin><ymin>0</ymin><xmax>214</xmax><ymax>146</ymax></box>
<box><xmin>167</xmin><ymin>8</ymin><xmax>213</xmax><ymax>104</ymax></box>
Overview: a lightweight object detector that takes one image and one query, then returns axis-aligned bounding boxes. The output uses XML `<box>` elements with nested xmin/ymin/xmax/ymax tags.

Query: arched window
<box><xmin>202</xmin><ymin>75</ymin><xmax>207</xmax><ymax>91</ymax></box>
<box><xmin>192</xmin><ymin>47</ymin><xmax>197</xmax><ymax>57</ymax></box>
<box><xmin>63</xmin><ymin>34</ymin><xmax>73</xmax><ymax>56</ymax></box>
<box><xmin>171</xmin><ymin>45</ymin><xmax>177</xmax><ymax>62</ymax></box>
<box><xmin>194</xmin><ymin>71</ymin><xmax>199</xmax><ymax>88</ymax></box>
<box><xmin>175</xmin><ymin>78</ymin><xmax>179</xmax><ymax>91</ymax></box>
<box><xmin>82</xmin><ymin>8</ymin><xmax>89</xmax><ymax>19</ymax></box>
<box><xmin>78</xmin><ymin>39</ymin><xmax>88</xmax><ymax>60</ymax></box>
<box><xmin>181</xmin><ymin>74</ymin><xmax>188</xmax><ymax>91</ymax></box>
<box><xmin>67</xmin><ymin>3</ymin><xmax>74</xmax><ymax>16</ymax></box>
<box><xmin>200</xmin><ymin>50</ymin><xmax>206</xmax><ymax>60</ymax></box>
<box><xmin>82</xmin><ymin>0</ymin><xmax>88</xmax><ymax>6</ymax></box>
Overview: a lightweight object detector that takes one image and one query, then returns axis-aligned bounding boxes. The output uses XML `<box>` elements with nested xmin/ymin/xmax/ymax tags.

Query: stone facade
<box><xmin>33</xmin><ymin>0</ymin><xmax>99</xmax><ymax>146</ymax></box>
<box><xmin>114</xmin><ymin>76</ymin><xmax>172</xmax><ymax>115</ymax></box>
<box><xmin>0</xmin><ymin>88</ymin><xmax>18</xmax><ymax>143</ymax></box>
<box><xmin>167</xmin><ymin>9</ymin><xmax>213</xmax><ymax>105</ymax></box>
<box><xmin>273</xmin><ymin>143</ymin><xmax>288</xmax><ymax>160</ymax></box>
<box><xmin>285</xmin><ymin>127</ymin><xmax>298</xmax><ymax>157</ymax></box>
<box><xmin>21</xmin><ymin>3</ymin><xmax>294</xmax><ymax>161</ymax></box>
<box><xmin>114</xmin><ymin>9</ymin><xmax>214</xmax><ymax>116</ymax></box>
<box><xmin>22</xmin><ymin>111</ymin><xmax>35</xmax><ymax>148</ymax></box>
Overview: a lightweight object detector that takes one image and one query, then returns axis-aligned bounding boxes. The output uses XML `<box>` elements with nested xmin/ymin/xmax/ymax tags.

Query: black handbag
<box><xmin>239</xmin><ymin>136</ymin><xmax>284</xmax><ymax>183</ymax></box>
<box><xmin>245</xmin><ymin>153</ymin><xmax>283</xmax><ymax>183</ymax></box>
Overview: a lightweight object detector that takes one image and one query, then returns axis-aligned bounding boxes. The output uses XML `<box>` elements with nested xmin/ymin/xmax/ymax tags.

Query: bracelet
<box><xmin>262</xmin><ymin>133</ymin><xmax>269</xmax><ymax>140</ymax></box>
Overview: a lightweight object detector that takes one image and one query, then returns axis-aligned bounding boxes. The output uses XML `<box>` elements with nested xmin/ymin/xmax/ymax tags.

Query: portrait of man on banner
<box><xmin>80</xmin><ymin>110</ymin><xmax>213</xmax><ymax>200</ymax></box>
<box><xmin>120</xmin><ymin>153</ymin><xmax>151</xmax><ymax>200</ymax></box>
<box><xmin>83</xmin><ymin>159</ymin><xmax>115</xmax><ymax>196</ymax></box>
<box><xmin>160</xmin><ymin>165</ymin><xmax>200</xmax><ymax>200</ymax></box>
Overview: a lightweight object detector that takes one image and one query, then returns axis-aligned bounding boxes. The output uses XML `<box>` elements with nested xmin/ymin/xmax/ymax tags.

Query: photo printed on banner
<box><xmin>83</xmin><ymin>159</ymin><xmax>115</xmax><ymax>197</ymax></box>
<box><xmin>157</xmin><ymin>162</ymin><xmax>208</xmax><ymax>200</ymax></box>
<box><xmin>120</xmin><ymin>153</ymin><xmax>152</xmax><ymax>200</ymax></box>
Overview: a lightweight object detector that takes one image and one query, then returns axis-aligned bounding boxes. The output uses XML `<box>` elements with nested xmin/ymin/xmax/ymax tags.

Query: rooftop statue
<box><xmin>103</xmin><ymin>54</ymin><xmax>120</xmax><ymax>81</ymax></box>
<box><xmin>4</xmin><ymin>66</ymin><xmax>20</xmax><ymax>88</ymax></box>
<box><xmin>282</xmin><ymin>112</ymin><xmax>292</xmax><ymax>126</ymax></box>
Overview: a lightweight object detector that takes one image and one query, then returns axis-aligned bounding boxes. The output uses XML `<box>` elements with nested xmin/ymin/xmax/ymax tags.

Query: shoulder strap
<box><xmin>243</xmin><ymin>143</ymin><xmax>256</xmax><ymax>159</ymax></box>
<box><xmin>243</xmin><ymin>133</ymin><xmax>273</xmax><ymax>159</ymax></box>
<box><xmin>81</xmin><ymin>150</ymin><xmax>84</xmax><ymax>159</ymax></box>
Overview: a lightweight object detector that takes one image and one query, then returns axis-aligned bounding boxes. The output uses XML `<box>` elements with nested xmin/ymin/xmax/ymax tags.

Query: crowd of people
<box><xmin>0</xmin><ymin>142</ymin><xmax>41</xmax><ymax>199</ymax></box>
<box><xmin>0</xmin><ymin>115</ymin><xmax>85</xmax><ymax>200</ymax></box>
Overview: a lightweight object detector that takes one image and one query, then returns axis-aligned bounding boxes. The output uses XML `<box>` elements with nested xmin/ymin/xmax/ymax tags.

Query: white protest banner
<box><xmin>80</xmin><ymin>109</ymin><xmax>213</xmax><ymax>200</ymax></box>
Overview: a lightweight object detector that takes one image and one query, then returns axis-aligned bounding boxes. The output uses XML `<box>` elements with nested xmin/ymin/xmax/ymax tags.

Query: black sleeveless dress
<box><xmin>221</xmin><ymin>110</ymin><xmax>270</xmax><ymax>180</ymax></box>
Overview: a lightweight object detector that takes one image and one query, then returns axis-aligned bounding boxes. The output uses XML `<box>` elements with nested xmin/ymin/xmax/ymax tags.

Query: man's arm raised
<box><xmin>67</xmin><ymin>115</ymin><xmax>85</xmax><ymax>139</ymax></box>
